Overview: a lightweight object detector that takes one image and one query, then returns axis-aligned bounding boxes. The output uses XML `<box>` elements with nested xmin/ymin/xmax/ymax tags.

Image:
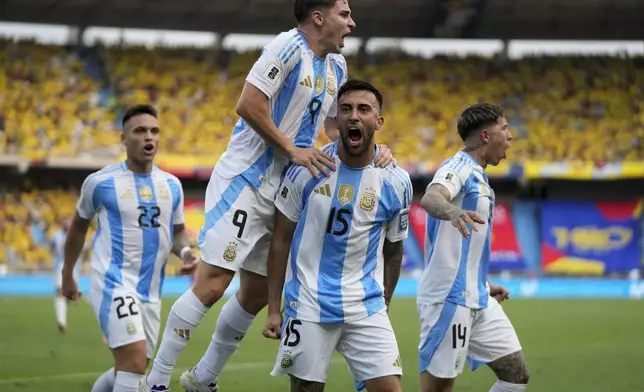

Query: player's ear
<box><xmin>120</xmin><ymin>130</ymin><xmax>126</xmax><ymax>145</ymax></box>
<box><xmin>375</xmin><ymin>115</ymin><xmax>384</xmax><ymax>131</ymax></box>
<box><xmin>311</xmin><ymin>10</ymin><xmax>324</xmax><ymax>26</ymax></box>
<box><xmin>480</xmin><ymin>129</ymin><xmax>489</xmax><ymax>144</ymax></box>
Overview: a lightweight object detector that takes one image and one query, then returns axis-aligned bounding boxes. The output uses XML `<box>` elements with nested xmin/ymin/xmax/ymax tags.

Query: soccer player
<box><xmin>141</xmin><ymin>2</ymin><xmax>394</xmax><ymax>392</ymax></box>
<box><xmin>62</xmin><ymin>104</ymin><xmax>197</xmax><ymax>392</ymax></box>
<box><xmin>417</xmin><ymin>103</ymin><xmax>530</xmax><ymax>392</ymax></box>
<box><xmin>262</xmin><ymin>79</ymin><xmax>411</xmax><ymax>392</ymax></box>
<box><xmin>51</xmin><ymin>217</ymin><xmax>81</xmax><ymax>334</ymax></box>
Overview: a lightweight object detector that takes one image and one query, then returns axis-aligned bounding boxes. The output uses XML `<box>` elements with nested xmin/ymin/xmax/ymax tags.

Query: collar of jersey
<box><xmin>334</xmin><ymin>142</ymin><xmax>380</xmax><ymax>170</ymax></box>
<box><xmin>457</xmin><ymin>150</ymin><xmax>484</xmax><ymax>172</ymax></box>
<box><xmin>120</xmin><ymin>160</ymin><xmax>157</xmax><ymax>176</ymax></box>
<box><xmin>296</xmin><ymin>28</ymin><xmax>326</xmax><ymax>62</ymax></box>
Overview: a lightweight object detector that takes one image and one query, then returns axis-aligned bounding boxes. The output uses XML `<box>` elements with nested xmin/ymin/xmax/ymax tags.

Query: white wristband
<box><xmin>179</xmin><ymin>246</ymin><xmax>191</xmax><ymax>260</ymax></box>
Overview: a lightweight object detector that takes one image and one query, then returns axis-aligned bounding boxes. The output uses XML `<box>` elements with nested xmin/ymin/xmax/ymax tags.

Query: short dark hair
<box><xmin>122</xmin><ymin>104</ymin><xmax>157</xmax><ymax>128</ymax></box>
<box><xmin>294</xmin><ymin>0</ymin><xmax>337</xmax><ymax>23</ymax></box>
<box><xmin>337</xmin><ymin>79</ymin><xmax>384</xmax><ymax>111</ymax></box>
<box><xmin>457</xmin><ymin>103</ymin><xmax>505</xmax><ymax>141</ymax></box>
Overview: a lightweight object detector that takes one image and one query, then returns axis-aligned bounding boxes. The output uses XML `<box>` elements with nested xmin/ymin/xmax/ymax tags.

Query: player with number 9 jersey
<box><xmin>198</xmin><ymin>27</ymin><xmax>348</xmax><ymax>275</ymax></box>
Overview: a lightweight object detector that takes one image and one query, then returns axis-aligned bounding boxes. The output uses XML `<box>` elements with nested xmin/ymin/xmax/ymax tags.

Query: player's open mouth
<box><xmin>347</xmin><ymin>126</ymin><xmax>363</xmax><ymax>147</ymax></box>
<box><xmin>341</xmin><ymin>34</ymin><xmax>348</xmax><ymax>48</ymax></box>
<box><xmin>143</xmin><ymin>144</ymin><xmax>155</xmax><ymax>156</ymax></box>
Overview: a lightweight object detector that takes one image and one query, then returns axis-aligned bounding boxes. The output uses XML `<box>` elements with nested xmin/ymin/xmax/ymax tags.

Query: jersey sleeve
<box><xmin>76</xmin><ymin>174</ymin><xmax>102</xmax><ymax>220</ymax></box>
<box><xmin>169</xmin><ymin>177</ymin><xmax>185</xmax><ymax>226</ymax></box>
<box><xmin>385</xmin><ymin>168</ymin><xmax>413</xmax><ymax>242</ymax></box>
<box><xmin>327</xmin><ymin>55</ymin><xmax>348</xmax><ymax>118</ymax></box>
<box><xmin>274</xmin><ymin>164</ymin><xmax>309</xmax><ymax>223</ymax></box>
<box><xmin>246</xmin><ymin>33</ymin><xmax>303</xmax><ymax>100</ymax></box>
<box><xmin>427</xmin><ymin>160</ymin><xmax>471</xmax><ymax>201</ymax></box>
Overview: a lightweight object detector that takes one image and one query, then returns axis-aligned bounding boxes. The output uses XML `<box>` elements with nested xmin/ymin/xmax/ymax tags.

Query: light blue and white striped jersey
<box><xmin>215</xmin><ymin>28</ymin><xmax>348</xmax><ymax>201</ymax></box>
<box><xmin>275</xmin><ymin>142</ymin><xmax>413</xmax><ymax>324</ymax></box>
<box><xmin>77</xmin><ymin>162</ymin><xmax>185</xmax><ymax>303</ymax></box>
<box><xmin>418</xmin><ymin>151</ymin><xmax>495</xmax><ymax>310</ymax></box>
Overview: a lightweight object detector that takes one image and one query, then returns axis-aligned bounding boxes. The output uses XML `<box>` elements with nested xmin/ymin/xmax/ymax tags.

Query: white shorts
<box><xmin>90</xmin><ymin>279</ymin><xmax>161</xmax><ymax>358</ymax></box>
<box><xmin>271</xmin><ymin>311</ymin><xmax>403</xmax><ymax>384</ymax></box>
<box><xmin>417</xmin><ymin>297</ymin><xmax>521</xmax><ymax>379</ymax></box>
<box><xmin>198</xmin><ymin>169</ymin><xmax>275</xmax><ymax>277</ymax></box>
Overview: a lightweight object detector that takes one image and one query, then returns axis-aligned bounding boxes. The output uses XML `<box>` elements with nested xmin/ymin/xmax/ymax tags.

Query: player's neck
<box><xmin>125</xmin><ymin>158</ymin><xmax>153</xmax><ymax>174</ymax></box>
<box><xmin>297</xmin><ymin>27</ymin><xmax>327</xmax><ymax>58</ymax></box>
<box><xmin>338</xmin><ymin>145</ymin><xmax>375</xmax><ymax>168</ymax></box>
<box><xmin>462</xmin><ymin>147</ymin><xmax>487</xmax><ymax>169</ymax></box>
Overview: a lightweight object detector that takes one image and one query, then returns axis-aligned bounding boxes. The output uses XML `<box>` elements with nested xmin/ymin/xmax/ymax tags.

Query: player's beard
<box><xmin>342</xmin><ymin>128</ymin><xmax>375</xmax><ymax>157</ymax></box>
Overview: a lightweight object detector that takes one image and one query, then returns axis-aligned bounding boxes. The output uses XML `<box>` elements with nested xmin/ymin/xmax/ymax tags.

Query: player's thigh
<box><xmin>198</xmin><ymin>172</ymin><xmax>273</xmax><ymax>274</ymax></box>
<box><xmin>467</xmin><ymin>297</ymin><xmax>522</xmax><ymax>369</ymax></box>
<box><xmin>337</xmin><ymin>311</ymin><xmax>402</xmax><ymax>388</ymax></box>
<box><xmin>140</xmin><ymin>300</ymin><xmax>162</xmax><ymax>359</ymax></box>
<box><xmin>89</xmin><ymin>284</ymin><xmax>148</xmax><ymax>371</ymax></box>
<box><xmin>240</xmin><ymin>192</ymin><xmax>275</xmax><ymax>277</ymax></box>
<box><xmin>417</xmin><ymin>302</ymin><xmax>474</xmax><ymax>380</ymax></box>
<box><xmin>420</xmin><ymin>372</ymin><xmax>455</xmax><ymax>392</ymax></box>
<box><xmin>271</xmin><ymin>317</ymin><xmax>341</xmax><ymax>384</ymax></box>
<box><xmin>236</xmin><ymin>268</ymin><xmax>268</xmax><ymax>315</ymax></box>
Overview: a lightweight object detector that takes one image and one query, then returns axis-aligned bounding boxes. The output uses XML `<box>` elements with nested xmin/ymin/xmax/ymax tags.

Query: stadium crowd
<box><xmin>1</xmin><ymin>39</ymin><xmax>643</xmax><ymax>272</ymax></box>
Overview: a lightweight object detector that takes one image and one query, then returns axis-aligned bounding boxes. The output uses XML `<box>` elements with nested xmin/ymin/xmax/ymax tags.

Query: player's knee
<box><xmin>113</xmin><ymin>342</ymin><xmax>148</xmax><ymax>374</ymax></box>
<box><xmin>192</xmin><ymin>264</ymin><xmax>235</xmax><ymax>306</ymax></box>
<box><xmin>236</xmin><ymin>270</ymin><xmax>268</xmax><ymax>315</ymax></box>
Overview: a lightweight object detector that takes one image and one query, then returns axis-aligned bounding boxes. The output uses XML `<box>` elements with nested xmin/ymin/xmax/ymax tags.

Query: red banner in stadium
<box><xmin>409</xmin><ymin>202</ymin><xmax>526</xmax><ymax>271</ymax></box>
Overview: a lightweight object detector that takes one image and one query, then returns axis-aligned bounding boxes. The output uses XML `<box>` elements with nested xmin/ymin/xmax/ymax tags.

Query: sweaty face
<box><xmin>122</xmin><ymin>114</ymin><xmax>160</xmax><ymax>165</ymax></box>
<box><xmin>337</xmin><ymin>90</ymin><xmax>383</xmax><ymax>157</ymax></box>
<box><xmin>319</xmin><ymin>0</ymin><xmax>355</xmax><ymax>54</ymax></box>
<box><xmin>484</xmin><ymin>117</ymin><xmax>512</xmax><ymax>166</ymax></box>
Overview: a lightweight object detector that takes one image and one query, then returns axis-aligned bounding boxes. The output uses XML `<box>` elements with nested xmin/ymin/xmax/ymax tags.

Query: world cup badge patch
<box><xmin>359</xmin><ymin>188</ymin><xmax>377</xmax><ymax>212</ymax></box>
<box><xmin>223</xmin><ymin>241</ymin><xmax>238</xmax><ymax>262</ymax></box>
<box><xmin>327</xmin><ymin>75</ymin><xmax>336</xmax><ymax>96</ymax></box>
<box><xmin>337</xmin><ymin>184</ymin><xmax>355</xmax><ymax>205</ymax></box>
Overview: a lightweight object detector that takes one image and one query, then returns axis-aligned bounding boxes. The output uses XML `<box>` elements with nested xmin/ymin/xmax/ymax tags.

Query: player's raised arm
<box><xmin>421</xmin><ymin>168</ymin><xmax>485</xmax><ymax>238</ymax></box>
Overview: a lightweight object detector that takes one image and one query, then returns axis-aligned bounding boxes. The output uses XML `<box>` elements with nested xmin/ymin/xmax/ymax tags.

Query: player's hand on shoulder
<box><xmin>179</xmin><ymin>248</ymin><xmax>199</xmax><ymax>275</ymax></box>
<box><xmin>61</xmin><ymin>269</ymin><xmax>81</xmax><ymax>302</ymax></box>
<box><xmin>289</xmin><ymin>147</ymin><xmax>336</xmax><ymax>179</ymax></box>
<box><xmin>489</xmin><ymin>284</ymin><xmax>510</xmax><ymax>302</ymax></box>
<box><xmin>262</xmin><ymin>309</ymin><xmax>283</xmax><ymax>340</ymax></box>
<box><xmin>374</xmin><ymin>144</ymin><xmax>396</xmax><ymax>168</ymax></box>
<box><xmin>450</xmin><ymin>209</ymin><xmax>485</xmax><ymax>238</ymax></box>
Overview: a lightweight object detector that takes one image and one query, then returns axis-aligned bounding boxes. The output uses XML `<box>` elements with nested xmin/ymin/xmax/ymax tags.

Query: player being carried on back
<box><xmin>141</xmin><ymin>1</ymin><xmax>395</xmax><ymax>392</ymax></box>
<box><xmin>417</xmin><ymin>103</ymin><xmax>530</xmax><ymax>392</ymax></box>
<box><xmin>262</xmin><ymin>79</ymin><xmax>412</xmax><ymax>392</ymax></box>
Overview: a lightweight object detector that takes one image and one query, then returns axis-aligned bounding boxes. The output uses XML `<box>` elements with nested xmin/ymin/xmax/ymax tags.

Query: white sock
<box><xmin>113</xmin><ymin>371</ymin><xmax>142</xmax><ymax>392</ymax></box>
<box><xmin>54</xmin><ymin>296</ymin><xmax>67</xmax><ymax>328</ymax></box>
<box><xmin>489</xmin><ymin>380</ymin><xmax>527</xmax><ymax>392</ymax></box>
<box><xmin>194</xmin><ymin>295</ymin><xmax>255</xmax><ymax>385</ymax></box>
<box><xmin>91</xmin><ymin>367</ymin><xmax>115</xmax><ymax>392</ymax></box>
<box><xmin>146</xmin><ymin>290</ymin><xmax>208</xmax><ymax>389</ymax></box>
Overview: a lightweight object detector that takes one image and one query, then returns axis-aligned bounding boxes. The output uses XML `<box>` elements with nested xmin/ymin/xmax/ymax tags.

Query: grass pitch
<box><xmin>0</xmin><ymin>297</ymin><xmax>642</xmax><ymax>392</ymax></box>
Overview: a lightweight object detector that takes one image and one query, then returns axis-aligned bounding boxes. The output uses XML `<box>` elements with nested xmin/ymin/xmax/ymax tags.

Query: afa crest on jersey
<box><xmin>337</xmin><ymin>184</ymin><xmax>355</xmax><ymax>205</ymax></box>
<box><xmin>138</xmin><ymin>186</ymin><xmax>153</xmax><ymax>202</ymax></box>
<box><xmin>223</xmin><ymin>241</ymin><xmax>238</xmax><ymax>262</ymax></box>
<box><xmin>359</xmin><ymin>188</ymin><xmax>377</xmax><ymax>212</ymax></box>
<box><xmin>281</xmin><ymin>353</ymin><xmax>294</xmax><ymax>369</ymax></box>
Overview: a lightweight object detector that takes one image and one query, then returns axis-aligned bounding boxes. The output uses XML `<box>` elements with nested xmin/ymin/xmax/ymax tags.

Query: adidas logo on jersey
<box><xmin>314</xmin><ymin>184</ymin><xmax>331</xmax><ymax>197</ymax></box>
<box><xmin>299</xmin><ymin>75</ymin><xmax>313</xmax><ymax>88</ymax></box>
<box><xmin>120</xmin><ymin>189</ymin><xmax>135</xmax><ymax>200</ymax></box>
